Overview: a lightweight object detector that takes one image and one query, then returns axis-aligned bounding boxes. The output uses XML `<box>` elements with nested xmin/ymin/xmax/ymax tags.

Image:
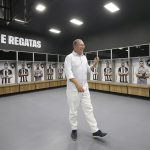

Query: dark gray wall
<box><xmin>85</xmin><ymin>20</ymin><xmax>150</xmax><ymax>52</ymax></box>
<box><xmin>1</xmin><ymin>20</ymin><xmax>150</xmax><ymax>55</ymax></box>
<box><xmin>0</xmin><ymin>27</ymin><xmax>61</xmax><ymax>54</ymax></box>
<box><xmin>61</xmin><ymin>20</ymin><xmax>150</xmax><ymax>55</ymax></box>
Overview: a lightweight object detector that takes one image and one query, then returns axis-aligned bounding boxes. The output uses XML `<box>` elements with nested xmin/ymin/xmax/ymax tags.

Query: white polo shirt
<box><xmin>64</xmin><ymin>51</ymin><xmax>92</xmax><ymax>90</ymax></box>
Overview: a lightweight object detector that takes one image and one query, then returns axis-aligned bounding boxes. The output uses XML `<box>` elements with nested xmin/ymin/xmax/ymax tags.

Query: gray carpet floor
<box><xmin>0</xmin><ymin>87</ymin><xmax>150</xmax><ymax>150</ymax></box>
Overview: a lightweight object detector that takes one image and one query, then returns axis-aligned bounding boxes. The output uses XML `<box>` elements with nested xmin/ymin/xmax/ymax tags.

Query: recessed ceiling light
<box><xmin>14</xmin><ymin>18</ymin><xmax>26</xmax><ymax>23</ymax></box>
<box><xmin>70</xmin><ymin>18</ymin><xmax>83</xmax><ymax>26</ymax></box>
<box><xmin>104</xmin><ymin>2</ymin><xmax>120</xmax><ymax>13</ymax></box>
<box><xmin>49</xmin><ymin>28</ymin><xmax>61</xmax><ymax>34</ymax></box>
<box><xmin>35</xmin><ymin>4</ymin><xmax>46</xmax><ymax>12</ymax></box>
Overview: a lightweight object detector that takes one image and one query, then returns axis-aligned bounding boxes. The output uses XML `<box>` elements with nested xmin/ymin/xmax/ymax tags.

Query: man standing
<box><xmin>64</xmin><ymin>39</ymin><xmax>107</xmax><ymax>141</ymax></box>
<box><xmin>0</xmin><ymin>63</ymin><xmax>12</xmax><ymax>84</ymax></box>
<box><xmin>93</xmin><ymin>67</ymin><xmax>98</xmax><ymax>80</ymax></box>
<box><xmin>47</xmin><ymin>64</ymin><xmax>54</xmax><ymax>80</ymax></box>
<box><xmin>18</xmin><ymin>63</ymin><xmax>29</xmax><ymax>82</ymax></box>
<box><xmin>34</xmin><ymin>64</ymin><xmax>43</xmax><ymax>81</ymax></box>
<box><xmin>104</xmin><ymin>61</ymin><xmax>112</xmax><ymax>81</ymax></box>
<box><xmin>58</xmin><ymin>64</ymin><xmax>64</xmax><ymax>79</ymax></box>
<box><xmin>136</xmin><ymin>60</ymin><xmax>149</xmax><ymax>84</ymax></box>
<box><xmin>118</xmin><ymin>62</ymin><xmax>128</xmax><ymax>83</ymax></box>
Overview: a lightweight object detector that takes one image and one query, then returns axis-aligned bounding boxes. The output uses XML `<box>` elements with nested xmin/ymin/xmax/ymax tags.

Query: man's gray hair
<box><xmin>73</xmin><ymin>39</ymin><xmax>83</xmax><ymax>46</ymax></box>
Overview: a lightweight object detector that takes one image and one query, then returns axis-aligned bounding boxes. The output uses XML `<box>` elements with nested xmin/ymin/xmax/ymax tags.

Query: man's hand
<box><xmin>93</xmin><ymin>57</ymin><xmax>100</xmax><ymax>65</ymax></box>
<box><xmin>76</xmin><ymin>83</ymin><xmax>84</xmax><ymax>92</ymax></box>
<box><xmin>90</xmin><ymin>57</ymin><xmax>100</xmax><ymax>70</ymax></box>
<box><xmin>70</xmin><ymin>78</ymin><xmax>84</xmax><ymax>92</ymax></box>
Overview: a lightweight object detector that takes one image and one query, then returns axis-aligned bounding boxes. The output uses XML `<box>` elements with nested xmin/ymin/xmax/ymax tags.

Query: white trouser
<box><xmin>66</xmin><ymin>83</ymin><xmax>99</xmax><ymax>133</ymax></box>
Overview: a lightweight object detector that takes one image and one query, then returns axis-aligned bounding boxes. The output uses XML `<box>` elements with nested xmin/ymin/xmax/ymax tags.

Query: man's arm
<box><xmin>18</xmin><ymin>69</ymin><xmax>21</xmax><ymax>77</ymax></box>
<box><xmin>104</xmin><ymin>68</ymin><xmax>107</xmax><ymax>76</ymax></box>
<box><xmin>87</xmin><ymin>57</ymin><xmax>99</xmax><ymax>73</ymax></box>
<box><xmin>64</xmin><ymin>56</ymin><xmax>84</xmax><ymax>92</ymax></box>
<box><xmin>145</xmin><ymin>70</ymin><xmax>149</xmax><ymax>78</ymax></box>
<box><xmin>118</xmin><ymin>68</ymin><xmax>122</xmax><ymax>76</ymax></box>
<box><xmin>25</xmin><ymin>69</ymin><xmax>29</xmax><ymax>76</ymax></box>
<box><xmin>136</xmin><ymin>70</ymin><xmax>142</xmax><ymax>77</ymax></box>
<box><xmin>109</xmin><ymin>68</ymin><xmax>112</xmax><ymax>76</ymax></box>
<box><xmin>8</xmin><ymin>70</ymin><xmax>13</xmax><ymax>78</ymax></box>
<box><xmin>124</xmin><ymin>68</ymin><xmax>129</xmax><ymax>75</ymax></box>
<box><xmin>90</xmin><ymin>57</ymin><xmax>99</xmax><ymax>71</ymax></box>
<box><xmin>70</xmin><ymin>78</ymin><xmax>84</xmax><ymax>92</ymax></box>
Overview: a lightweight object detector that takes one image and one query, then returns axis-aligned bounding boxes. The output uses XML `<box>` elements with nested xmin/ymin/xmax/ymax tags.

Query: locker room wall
<box><xmin>0</xmin><ymin>27</ymin><xmax>62</xmax><ymax>54</ymax></box>
<box><xmin>60</xmin><ymin>20</ymin><xmax>150</xmax><ymax>54</ymax></box>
